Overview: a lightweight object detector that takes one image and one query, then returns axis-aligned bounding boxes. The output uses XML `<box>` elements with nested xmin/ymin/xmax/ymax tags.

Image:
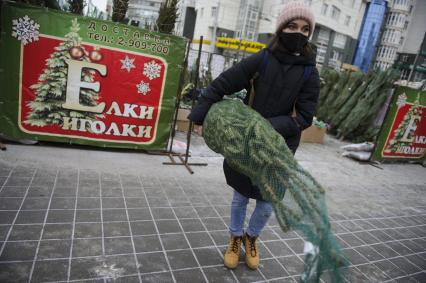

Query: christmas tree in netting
<box><xmin>203</xmin><ymin>100</ymin><xmax>347</xmax><ymax>282</ymax></box>
<box><xmin>25</xmin><ymin>18</ymin><xmax>103</xmax><ymax>127</ymax></box>
<box><xmin>384</xmin><ymin>94</ymin><xmax>422</xmax><ymax>153</ymax></box>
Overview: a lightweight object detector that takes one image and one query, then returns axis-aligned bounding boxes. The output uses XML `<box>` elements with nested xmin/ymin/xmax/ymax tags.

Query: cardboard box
<box><xmin>175</xmin><ymin>108</ymin><xmax>202</xmax><ymax>134</ymax></box>
<box><xmin>176</xmin><ymin>120</ymin><xmax>190</xmax><ymax>132</ymax></box>
<box><xmin>176</xmin><ymin>108</ymin><xmax>190</xmax><ymax>131</ymax></box>
<box><xmin>177</xmin><ymin>108</ymin><xmax>191</xmax><ymax>121</ymax></box>
<box><xmin>301</xmin><ymin>125</ymin><xmax>326</xmax><ymax>143</ymax></box>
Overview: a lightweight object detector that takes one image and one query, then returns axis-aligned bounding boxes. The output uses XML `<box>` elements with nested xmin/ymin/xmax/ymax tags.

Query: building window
<box><xmin>331</xmin><ymin>6</ymin><xmax>341</xmax><ymax>21</ymax></box>
<box><xmin>321</xmin><ymin>4</ymin><xmax>328</xmax><ymax>16</ymax></box>
<box><xmin>200</xmin><ymin>8</ymin><xmax>204</xmax><ymax>17</ymax></box>
<box><xmin>387</xmin><ymin>13</ymin><xmax>392</xmax><ymax>25</ymax></box>
<box><xmin>399</xmin><ymin>14</ymin><xmax>405</xmax><ymax>26</ymax></box>
<box><xmin>404</xmin><ymin>21</ymin><xmax>409</xmax><ymax>29</ymax></box>
<box><xmin>317</xmin><ymin>28</ymin><xmax>330</xmax><ymax>44</ymax></box>
<box><xmin>333</xmin><ymin>33</ymin><xmax>346</xmax><ymax>48</ymax></box>
<box><xmin>248</xmin><ymin>20</ymin><xmax>255</xmax><ymax>29</ymax></box>
<box><xmin>329</xmin><ymin>50</ymin><xmax>342</xmax><ymax>69</ymax></box>
<box><xmin>382</xmin><ymin>31</ymin><xmax>387</xmax><ymax>43</ymax></box>
<box><xmin>316</xmin><ymin>45</ymin><xmax>327</xmax><ymax>63</ymax></box>
<box><xmin>414</xmin><ymin>72</ymin><xmax>422</xmax><ymax>82</ymax></box>
<box><xmin>344</xmin><ymin>15</ymin><xmax>351</xmax><ymax>26</ymax></box>
<box><xmin>401</xmin><ymin>69</ymin><xmax>409</xmax><ymax>80</ymax></box>
<box><xmin>211</xmin><ymin>6</ymin><xmax>217</xmax><ymax>17</ymax></box>
<box><xmin>247</xmin><ymin>31</ymin><xmax>254</xmax><ymax>40</ymax></box>
<box><xmin>332</xmin><ymin>50</ymin><xmax>341</xmax><ymax>61</ymax></box>
<box><xmin>395</xmin><ymin>31</ymin><xmax>401</xmax><ymax>44</ymax></box>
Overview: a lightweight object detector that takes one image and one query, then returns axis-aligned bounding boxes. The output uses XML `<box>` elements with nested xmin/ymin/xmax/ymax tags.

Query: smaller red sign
<box><xmin>382</xmin><ymin>102</ymin><xmax>426</xmax><ymax>158</ymax></box>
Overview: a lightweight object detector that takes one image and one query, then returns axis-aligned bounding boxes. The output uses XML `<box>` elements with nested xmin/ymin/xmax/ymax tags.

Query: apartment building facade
<box><xmin>306</xmin><ymin>0</ymin><xmax>367</xmax><ymax>69</ymax></box>
<box><xmin>185</xmin><ymin>0</ymin><xmax>366</xmax><ymax>68</ymax></box>
<box><xmin>393</xmin><ymin>0</ymin><xmax>426</xmax><ymax>81</ymax></box>
<box><xmin>190</xmin><ymin>0</ymin><xmax>242</xmax><ymax>52</ymax></box>
<box><xmin>374</xmin><ymin>0</ymin><xmax>415</xmax><ymax>71</ymax></box>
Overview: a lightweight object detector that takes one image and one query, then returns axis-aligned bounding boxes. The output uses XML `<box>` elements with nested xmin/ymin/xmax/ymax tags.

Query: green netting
<box><xmin>203</xmin><ymin>99</ymin><xmax>348</xmax><ymax>282</ymax></box>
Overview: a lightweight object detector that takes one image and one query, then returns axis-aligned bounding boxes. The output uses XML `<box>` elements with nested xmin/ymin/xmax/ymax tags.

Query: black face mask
<box><xmin>278</xmin><ymin>32</ymin><xmax>308</xmax><ymax>54</ymax></box>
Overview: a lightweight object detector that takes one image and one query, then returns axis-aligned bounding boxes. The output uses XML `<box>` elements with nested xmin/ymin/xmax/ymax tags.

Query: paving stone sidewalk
<box><xmin>0</xmin><ymin>134</ymin><xmax>425</xmax><ymax>282</ymax></box>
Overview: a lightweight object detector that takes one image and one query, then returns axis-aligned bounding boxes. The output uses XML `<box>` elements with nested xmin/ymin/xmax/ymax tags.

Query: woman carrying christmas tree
<box><xmin>189</xmin><ymin>1</ymin><xmax>320</xmax><ymax>270</ymax></box>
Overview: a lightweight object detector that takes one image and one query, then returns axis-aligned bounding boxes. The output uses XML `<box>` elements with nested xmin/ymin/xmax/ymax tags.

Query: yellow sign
<box><xmin>215</xmin><ymin>37</ymin><xmax>266</xmax><ymax>53</ymax></box>
<box><xmin>191</xmin><ymin>39</ymin><xmax>212</xmax><ymax>45</ymax></box>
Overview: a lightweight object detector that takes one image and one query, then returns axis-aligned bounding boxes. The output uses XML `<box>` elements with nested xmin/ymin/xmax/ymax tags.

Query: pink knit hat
<box><xmin>276</xmin><ymin>1</ymin><xmax>315</xmax><ymax>36</ymax></box>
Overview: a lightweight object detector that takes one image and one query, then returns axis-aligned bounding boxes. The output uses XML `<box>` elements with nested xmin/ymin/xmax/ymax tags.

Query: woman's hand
<box><xmin>187</xmin><ymin>97</ymin><xmax>213</xmax><ymax>125</ymax></box>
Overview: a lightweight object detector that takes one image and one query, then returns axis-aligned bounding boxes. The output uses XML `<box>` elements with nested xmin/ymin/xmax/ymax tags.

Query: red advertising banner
<box><xmin>382</xmin><ymin>101</ymin><xmax>426</xmax><ymax>158</ymax></box>
<box><xmin>20</xmin><ymin>35</ymin><xmax>166</xmax><ymax>144</ymax></box>
<box><xmin>372</xmin><ymin>86</ymin><xmax>426</xmax><ymax>162</ymax></box>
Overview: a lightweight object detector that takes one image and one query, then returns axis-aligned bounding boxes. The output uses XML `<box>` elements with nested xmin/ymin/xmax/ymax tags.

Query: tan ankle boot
<box><xmin>244</xmin><ymin>232</ymin><xmax>260</xmax><ymax>269</ymax></box>
<box><xmin>224</xmin><ymin>235</ymin><xmax>242</xmax><ymax>269</ymax></box>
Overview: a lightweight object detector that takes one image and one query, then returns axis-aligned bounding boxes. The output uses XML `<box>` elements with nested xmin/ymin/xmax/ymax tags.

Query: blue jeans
<box><xmin>229</xmin><ymin>191</ymin><xmax>273</xmax><ymax>237</ymax></box>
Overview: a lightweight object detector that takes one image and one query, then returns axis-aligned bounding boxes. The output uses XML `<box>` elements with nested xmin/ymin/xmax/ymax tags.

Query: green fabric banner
<box><xmin>0</xmin><ymin>2</ymin><xmax>187</xmax><ymax>150</ymax></box>
<box><xmin>372</xmin><ymin>86</ymin><xmax>426</xmax><ymax>163</ymax></box>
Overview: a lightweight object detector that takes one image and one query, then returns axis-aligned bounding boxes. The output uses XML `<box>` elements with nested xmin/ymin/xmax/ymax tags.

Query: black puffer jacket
<box><xmin>188</xmin><ymin>47</ymin><xmax>320</xmax><ymax>200</ymax></box>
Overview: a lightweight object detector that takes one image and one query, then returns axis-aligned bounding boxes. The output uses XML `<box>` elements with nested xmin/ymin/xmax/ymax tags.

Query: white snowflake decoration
<box><xmin>12</xmin><ymin>15</ymin><xmax>40</xmax><ymax>45</ymax></box>
<box><xmin>396</xmin><ymin>93</ymin><xmax>407</xmax><ymax>109</ymax></box>
<box><xmin>136</xmin><ymin>81</ymin><xmax>151</xmax><ymax>95</ymax></box>
<box><xmin>143</xmin><ymin>60</ymin><xmax>162</xmax><ymax>80</ymax></box>
<box><xmin>120</xmin><ymin>55</ymin><xmax>136</xmax><ymax>72</ymax></box>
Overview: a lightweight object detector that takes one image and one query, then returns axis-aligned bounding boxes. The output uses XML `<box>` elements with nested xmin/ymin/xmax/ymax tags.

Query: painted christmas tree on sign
<box><xmin>385</xmin><ymin>95</ymin><xmax>421</xmax><ymax>153</ymax></box>
<box><xmin>25</xmin><ymin>19</ymin><xmax>103</xmax><ymax>127</ymax></box>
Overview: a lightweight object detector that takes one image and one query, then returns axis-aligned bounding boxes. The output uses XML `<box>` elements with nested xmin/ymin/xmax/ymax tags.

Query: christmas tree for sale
<box><xmin>156</xmin><ymin>0</ymin><xmax>178</xmax><ymax>34</ymax></box>
<box><xmin>25</xmin><ymin>18</ymin><xmax>103</xmax><ymax>127</ymax></box>
<box><xmin>384</xmin><ymin>96</ymin><xmax>422</xmax><ymax>153</ymax></box>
